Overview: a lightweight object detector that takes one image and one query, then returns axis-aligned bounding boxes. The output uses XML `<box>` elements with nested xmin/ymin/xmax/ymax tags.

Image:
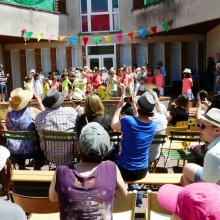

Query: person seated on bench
<box><xmin>181</xmin><ymin>108</ymin><xmax>220</xmax><ymax>186</ymax></box>
<box><xmin>158</xmin><ymin>182</ymin><xmax>220</xmax><ymax>220</ymax></box>
<box><xmin>0</xmin><ymin>146</ymin><xmax>26</xmax><ymax>219</ymax></box>
<box><xmin>6</xmin><ymin>88</ymin><xmax>45</xmax><ymax>170</ymax></box>
<box><xmin>49</xmin><ymin>122</ymin><xmax>127</xmax><ymax>220</ymax></box>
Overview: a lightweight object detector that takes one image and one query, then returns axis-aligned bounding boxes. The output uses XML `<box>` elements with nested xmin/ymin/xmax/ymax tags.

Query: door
<box><xmin>88</xmin><ymin>55</ymin><xmax>115</xmax><ymax>70</ymax></box>
<box><xmin>88</xmin><ymin>56</ymin><xmax>101</xmax><ymax>70</ymax></box>
<box><xmin>102</xmin><ymin>55</ymin><xmax>114</xmax><ymax>70</ymax></box>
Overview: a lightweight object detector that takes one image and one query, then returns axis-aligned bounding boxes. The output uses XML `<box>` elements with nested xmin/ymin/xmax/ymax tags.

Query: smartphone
<box><xmin>200</xmin><ymin>92</ymin><xmax>206</xmax><ymax>102</ymax></box>
<box><xmin>124</xmin><ymin>96</ymin><xmax>132</xmax><ymax>103</ymax></box>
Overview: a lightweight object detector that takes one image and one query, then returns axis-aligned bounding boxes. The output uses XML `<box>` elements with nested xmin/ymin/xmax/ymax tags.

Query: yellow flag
<box><xmin>59</xmin><ymin>36</ymin><xmax>66</xmax><ymax>42</ymax></box>
<box><xmin>38</xmin><ymin>33</ymin><xmax>43</xmax><ymax>42</ymax></box>
<box><xmin>105</xmin><ymin>36</ymin><xmax>111</xmax><ymax>46</ymax></box>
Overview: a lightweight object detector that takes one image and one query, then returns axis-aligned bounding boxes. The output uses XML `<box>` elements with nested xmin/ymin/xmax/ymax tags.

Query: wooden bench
<box><xmin>11</xmin><ymin>170</ymin><xmax>181</xmax><ymax>185</ymax></box>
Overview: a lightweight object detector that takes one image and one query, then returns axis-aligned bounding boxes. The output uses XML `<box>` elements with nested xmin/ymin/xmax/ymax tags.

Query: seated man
<box><xmin>181</xmin><ymin>108</ymin><xmax>220</xmax><ymax>186</ymax></box>
<box><xmin>35</xmin><ymin>87</ymin><xmax>78</xmax><ymax>166</ymax></box>
<box><xmin>49</xmin><ymin>122</ymin><xmax>127</xmax><ymax>220</ymax></box>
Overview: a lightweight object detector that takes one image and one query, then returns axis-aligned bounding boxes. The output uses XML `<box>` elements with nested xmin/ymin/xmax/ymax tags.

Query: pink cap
<box><xmin>157</xmin><ymin>182</ymin><xmax>220</xmax><ymax>220</ymax></box>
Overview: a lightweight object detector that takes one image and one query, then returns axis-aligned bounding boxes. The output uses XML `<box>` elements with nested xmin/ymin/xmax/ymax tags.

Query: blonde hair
<box><xmin>83</xmin><ymin>94</ymin><xmax>104</xmax><ymax>116</ymax></box>
<box><xmin>82</xmin><ymin>71</ymin><xmax>87</xmax><ymax>76</ymax></box>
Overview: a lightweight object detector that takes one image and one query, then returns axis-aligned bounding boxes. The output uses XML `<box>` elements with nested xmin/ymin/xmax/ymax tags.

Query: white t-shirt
<box><xmin>148</xmin><ymin>112</ymin><xmax>167</xmax><ymax>163</ymax></box>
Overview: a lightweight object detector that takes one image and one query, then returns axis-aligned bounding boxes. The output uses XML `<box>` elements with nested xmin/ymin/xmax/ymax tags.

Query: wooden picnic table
<box><xmin>189</xmin><ymin>107</ymin><xmax>197</xmax><ymax>118</ymax></box>
<box><xmin>11</xmin><ymin>170</ymin><xmax>181</xmax><ymax>185</ymax></box>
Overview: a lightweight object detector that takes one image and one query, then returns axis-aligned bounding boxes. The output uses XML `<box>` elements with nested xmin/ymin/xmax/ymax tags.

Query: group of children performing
<box><xmin>23</xmin><ymin>62</ymin><xmax>195</xmax><ymax>101</ymax></box>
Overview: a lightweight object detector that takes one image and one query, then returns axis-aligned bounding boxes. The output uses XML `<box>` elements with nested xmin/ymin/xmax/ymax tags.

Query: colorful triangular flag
<box><xmin>139</xmin><ymin>29</ymin><xmax>146</xmax><ymax>40</ymax></box>
<box><xmin>48</xmin><ymin>35</ymin><xmax>54</xmax><ymax>42</ymax></box>
<box><xmin>128</xmin><ymin>32</ymin><xmax>134</xmax><ymax>42</ymax></box>
<box><xmin>38</xmin><ymin>33</ymin><xmax>43</xmax><ymax>42</ymax></box>
<box><xmin>24</xmin><ymin>31</ymin><xmax>28</xmax><ymax>38</ymax></box>
<box><xmin>162</xmin><ymin>22</ymin><xmax>169</xmax><ymax>32</ymax></box>
<box><xmin>151</xmin><ymin>26</ymin><xmax>157</xmax><ymax>36</ymax></box>
<box><xmin>27</xmin><ymin>32</ymin><xmax>33</xmax><ymax>40</ymax></box>
<box><xmin>59</xmin><ymin>36</ymin><xmax>66</xmax><ymax>42</ymax></box>
<box><xmin>71</xmin><ymin>37</ymin><xmax>77</xmax><ymax>46</ymax></box>
<box><xmin>94</xmin><ymin>37</ymin><xmax>100</xmax><ymax>46</ymax></box>
<box><xmin>105</xmin><ymin>36</ymin><xmax>111</xmax><ymax>46</ymax></box>
<box><xmin>116</xmin><ymin>34</ymin><xmax>123</xmax><ymax>44</ymax></box>
<box><xmin>83</xmin><ymin>37</ymin><xmax>89</xmax><ymax>47</ymax></box>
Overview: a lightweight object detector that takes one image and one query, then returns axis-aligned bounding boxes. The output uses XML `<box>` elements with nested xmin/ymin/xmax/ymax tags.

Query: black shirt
<box><xmin>169</xmin><ymin>107</ymin><xmax>189</xmax><ymax>126</ymax></box>
<box><xmin>207</xmin><ymin>62</ymin><xmax>216</xmax><ymax>76</ymax></box>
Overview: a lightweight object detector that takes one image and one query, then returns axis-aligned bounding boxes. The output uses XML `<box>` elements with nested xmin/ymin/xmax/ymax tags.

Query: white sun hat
<box><xmin>183</xmin><ymin>68</ymin><xmax>192</xmax><ymax>74</ymax></box>
<box><xmin>72</xmin><ymin>92</ymin><xmax>83</xmax><ymax>101</ymax></box>
<box><xmin>0</xmin><ymin>146</ymin><xmax>10</xmax><ymax>171</ymax></box>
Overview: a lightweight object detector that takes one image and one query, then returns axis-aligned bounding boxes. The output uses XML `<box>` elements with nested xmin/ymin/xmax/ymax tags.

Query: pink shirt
<box><xmin>51</xmin><ymin>82</ymin><xmax>59</xmax><ymax>91</ymax></box>
<box><xmin>155</xmin><ymin>74</ymin><xmax>163</xmax><ymax>88</ymax></box>
<box><xmin>92</xmin><ymin>75</ymin><xmax>103</xmax><ymax>89</ymax></box>
<box><xmin>182</xmin><ymin>78</ymin><xmax>192</xmax><ymax>94</ymax></box>
<box><xmin>147</xmin><ymin>76</ymin><xmax>154</xmax><ymax>84</ymax></box>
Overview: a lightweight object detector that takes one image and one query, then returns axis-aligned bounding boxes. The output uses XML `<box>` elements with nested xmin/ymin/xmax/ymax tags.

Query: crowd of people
<box><xmin>0</xmin><ymin>59</ymin><xmax>220</xmax><ymax>219</ymax></box>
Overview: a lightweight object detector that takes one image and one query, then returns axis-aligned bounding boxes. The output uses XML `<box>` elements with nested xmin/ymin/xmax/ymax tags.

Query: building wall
<box><xmin>206</xmin><ymin>24</ymin><xmax>220</xmax><ymax>61</ymax></box>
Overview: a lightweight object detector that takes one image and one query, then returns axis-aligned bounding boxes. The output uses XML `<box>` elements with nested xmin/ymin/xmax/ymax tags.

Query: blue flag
<box><xmin>139</xmin><ymin>29</ymin><xmax>146</xmax><ymax>40</ymax></box>
<box><xmin>71</xmin><ymin>37</ymin><xmax>77</xmax><ymax>46</ymax></box>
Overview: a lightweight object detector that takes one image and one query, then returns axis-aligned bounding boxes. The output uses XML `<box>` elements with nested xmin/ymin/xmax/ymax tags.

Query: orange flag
<box><xmin>128</xmin><ymin>32</ymin><xmax>134</xmax><ymax>42</ymax></box>
<box><xmin>59</xmin><ymin>36</ymin><xmax>66</xmax><ymax>42</ymax></box>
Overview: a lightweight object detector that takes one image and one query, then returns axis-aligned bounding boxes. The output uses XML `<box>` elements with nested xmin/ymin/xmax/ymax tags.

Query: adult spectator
<box><xmin>168</xmin><ymin>95</ymin><xmax>189</xmax><ymax>126</ymax></box>
<box><xmin>0</xmin><ymin>64</ymin><xmax>7</xmax><ymax>102</ymax></box>
<box><xmin>192</xmin><ymin>68</ymin><xmax>200</xmax><ymax>81</ymax></box>
<box><xmin>49</xmin><ymin>122</ymin><xmax>127</xmax><ymax>220</ymax></box>
<box><xmin>181</xmin><ymin>108</ymin><xmax>220</xmax><ymax>186</ymax></box>
<box><xmin>77</xmin><ymin>94</ymin><xmax>112</xmax><ymax>138</ymax></box>
<box><xmin>154</xmin><ymin>61</ymin><xmax>166</xmax><ymax>77</ymax></box>
<box><xmin>0</xmin><ymin>146</ymin><xmax>27</xmax><ymax>219</ymax></box>
<box><xmin>205</xmin><ymin>57</ymin><xmax>216</xmax><ymax>92</ymax></box>
<box><xmin>6</xmin><ymin>88</ymin><xmax>45</xmax><ymax>170</ymax></box>
<box><xmin>158</xmin><ymin>182</ymin><xmax>220</xmax><ymax>220</ymax></box>
<box><xmin>111</xmin><ymin>91</ymin><xmax>157</xmax><ymax>181</ymax></box>
<box><xmin>72</xmin><ymin>91</ymin><xmax>84</xmax><ymax>115</ymax></box>
<box><xmin>35</xmin><ymin>87</ymin><xmax>78</xmax><ymax>166</ymax></box>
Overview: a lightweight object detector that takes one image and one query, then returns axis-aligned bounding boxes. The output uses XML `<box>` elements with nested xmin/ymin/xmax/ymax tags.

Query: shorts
<box><xmin>194</xmin><ymin>166</ymin><xmax>203</xmax><ymax>182</ymax></box>
<box><xmin>0</xmin><ymin>84</ymin><xmax>6</xmax><ymax>94</ymax></box>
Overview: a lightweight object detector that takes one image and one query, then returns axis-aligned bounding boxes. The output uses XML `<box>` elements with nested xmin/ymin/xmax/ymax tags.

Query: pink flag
<box><xmin>48</xmin><ymin>35</ymin><xmax>54</xmax><ymax>42</ymax></box>
<box><xmin>116</xmin><ymin>34</ymin><xmax>123</xmax><ymax>44</ymax></box>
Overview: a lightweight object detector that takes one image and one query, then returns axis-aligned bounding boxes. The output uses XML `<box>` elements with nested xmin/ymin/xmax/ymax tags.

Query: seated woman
<box><xmin>111</xmin><ymin>90</ymin><xmax>157</xmax><ymax>181</ymax></box>
<box><xmin>77</xmin><ymin>94</ymin><xmax>112</xmax><ymax>138</ymax></box>
<box><xmin>0</xmin><ymin>146</ymin><xmax>26</xmax><ymax>219</ymax></box>
<box><xmin>49</xmin><ymin>122</ymin><xmax>127</xmax><ymax>220</ymax></box>
<box><xmin>168</xmin><ymin>95</ymin><xmax>189</xmax><ymax>126</ymax></box>
<box><xmin>6</xmin><ymin>88</ymin><xmax>45</xmax><ymax>170</ymax></box>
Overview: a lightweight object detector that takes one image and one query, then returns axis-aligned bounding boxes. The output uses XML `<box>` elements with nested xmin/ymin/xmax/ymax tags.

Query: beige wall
<box><xmin>206</xmin><ymin>24</ymin><xmax>220</xmax><ymax>61</ymax></box>
<box><xmin>0</xmin><ymin>3</ymin><xmax>60</xmax><ymax>40</ymax></box>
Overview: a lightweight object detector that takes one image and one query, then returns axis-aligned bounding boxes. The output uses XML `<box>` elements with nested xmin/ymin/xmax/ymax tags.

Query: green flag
<box><xmin>162</xmin><ymin>22</ymin><xmax>169</xmax><ymax>32</ymax></box>
<box><xmin>27</xmin><ymin>32</ymin><xmax>33</xmax><ymax>40</ymax></box>
<box><xmin>94</xmin><ymin>37</ymin><xmax>100</xmax><ymax>46</ymax></box>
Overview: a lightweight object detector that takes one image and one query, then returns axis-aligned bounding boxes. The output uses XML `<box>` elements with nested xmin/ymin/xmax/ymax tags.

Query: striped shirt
<box><xmin>35</xmin><ymin>106</ymin><xmax>79</xmax><ymax>166</ymax></box>
<box><xmin>0</xmin><ymin>71</ymin><xmax>6</xmax><ymax>85</ymax></box>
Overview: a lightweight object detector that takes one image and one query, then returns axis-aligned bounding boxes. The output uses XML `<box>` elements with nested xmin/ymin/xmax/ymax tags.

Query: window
<box><xmin>26</xmin><ymin>50</ymin><xmax>36</xmax><ymax>76</ymax></box>
<box><xmin>153</xmin><ymin>43</ymin><xmax>164</xmax><ymax>70</ymax></box>
<box><xmin>41</xmin><ymin>49</ymin><xmax>51</xmax><ymax>76</ymax></box>
<box><xmin>136</xmin><ymin>44</ymin><xmax>148</xmax><ymax>67</ymax></box>
<box><xmin>187</xmin><ymin>42</ymin><xmax>198</xmax><ymax>71</ymax></box>
<box><xmin>81</xmin><ymin>0</ymin><xmax>119</xmax><ymax>33</ymax></box>
<box><xmin>72</xmin><ymin>48</ymin><xmax>83</xmax><ymax>68</ymax></box>
<box><xmin>11</xmin><ymin>51</ymin><xmax>22</xmax><ymax>89</ymax></box>
<box><xmin>120</xmin><ymin>45</ymin><xmax>131</xmax><ymax>67</ymax></box>
<box><xmin>57</xmin><ymin>49</ymin><xmax>67</xmax><ymax>74</ymax></box>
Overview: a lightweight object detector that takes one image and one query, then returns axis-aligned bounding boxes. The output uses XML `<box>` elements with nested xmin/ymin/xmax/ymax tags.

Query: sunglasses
<box><xmin>200</xmin><ymin>123</ymin><xmax>217</xmax><ymax>130</ymax></box>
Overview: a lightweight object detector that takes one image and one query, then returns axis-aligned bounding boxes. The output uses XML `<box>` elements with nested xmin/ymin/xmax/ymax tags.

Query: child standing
<box><xmin>136</xmin><ymin>66</ymin><xmax>147</xmax><ymax>95</ymax></box>
<box><xmin>182</xmin><ymin>68</ymin><xmax>194</xmax><ymax>100</ymax></box>
<box><xmin>61</xmin><ymin>73</ymin><xmax>69</xmax><ymax>98</ymax></box>
<box><xmin>33</xmin><ymin>73</ymin><xmax>43</xmax><ymax>95</ymax></box>
<box><xmin>43</xmin><ymin>78</ymin><xmax>50</xmax><ymax>95</ymax></box>
<box><xmin>51</xmin><ymin>76</ymin><xmax>59</xmax><ymax>91</ymax></box>
<box><xmin>108</xmin><ymin>70</ymin><xmax>118</xmax><ymax>97</ymax></box>
<box><xmin>127</xmin><ymin>67</ymin><xmax>134</xmax><ymax>95</ymax></box>
<box><xmin>92</xmin><ymin>69</ymin><xmax>103</xmax><ymax>93</ymax></box>
<box><xmin>24</xmin><ymin>76</ymin><xmax>34</xmax><ymax>94</ymax></box>
<box><xmin>85</xmin><ymin>84</ymin><xmax>93</xmax><ymax>96</ymax></box>
<box><xmin>79</xmin><ymin>72</ymin><xmax>87</xmax><ymax>95</ymax></box>
<box><xmin>155</xmin><ymin>68</ymin><xmax>165</xmax><ymax>96</ymax></box>
<box><xmin>146</xmin><ymin>69</ymin><xmax>154</xmax><ymax>84</ymax></box>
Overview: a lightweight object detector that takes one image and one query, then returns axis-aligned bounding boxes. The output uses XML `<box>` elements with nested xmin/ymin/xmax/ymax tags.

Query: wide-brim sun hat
<box><xmin>135</xmin><ymin>90</ymin><xmax>156</xmax><ymax>113</ymax></box>
<box><xmin>30</xmin><ymin>69</ymin><xmax>35</xmax><ymax>73</ymax></box>
<box><xmin>200</xmin><ymin>108</ymin><xmax>220</xmax><ymax>127</ymax></box>
<box><xmin>72</xmin><ymin>92</ymin><xmax>83</xmax><ymax>101</ymax></box>
<box><xmin>183</xmin><ymin>68</ymin><xmax>192</xmax><ymax>74</ymax></box>
<box><xmin>157</xmin><ymin>182</ymin><xmax>220</xmax><ymax>220</ymax></box>
<box><xmin>42</xmin><ymin>87</ymin><xmax>66</xmax><ymax>109</ymax></box>
<box><xmin>9</xmin><ymin>88</ymin><xmax>33</xmax><ymax>111</ymax></box>
<box><xmin>0</xmin><ymin>146</ymin><xmax>10</xmax><ymax>171</ymax></box>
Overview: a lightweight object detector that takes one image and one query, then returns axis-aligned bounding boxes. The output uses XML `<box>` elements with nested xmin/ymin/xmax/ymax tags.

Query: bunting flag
<box><xmin>116</xmin><ymin>34</ymin><xmax>123</xmax><ymax>44</ymax></box>
<box><xmin>162</xmin><ymin>22</ymin><xmax>169</xmax><ymax>32</ymax></box>
<box><xmin>151</xmin><ymin>26</ymin><xmax>157</xmax><ymax>36</ymax></box>
<box><xmin>38</xmin><ymin>33</ymin><xmax>43</xmax><ymax>41</ymax></box>
<box><xmin>27</xmin><ymin>32</ymin><xmax>33</xmax><ymax>40</ymax></box>
<box><xmin>71</xmin><ymin>37</ymin><xmax>77</xmax><ymax>46</ymax></box>
<box><xmin>24</xmin><ymin>31</ymin><xmax>28</xmax><ymax>38</ymax></box>
<box><xmin>83</xmin><ymin>37</ymin><xmax>89</xmax><ymax>47</ymax></box>
<box><xmin>105</xmin><ymin>36</ymin><xmax>111</xmax><ymax>46</ymax></box>
<box><xmin>24</xmin><ymin>36</ymin><xmax>27</xmax><ymax>44</ymax></box>
<box><xmin>48</xmin><ymin>35</ymin><xmax>54</xmax><ymax>42</ymax></box>
<box><xmin>139</xmin><ymin>29</ymin><xmax>146</xmax><ymax>40</ymax></box>
<box><xmin>59</xmin><ymin>36</ymin><xmax>66</xmax><ymax>42</ymax></box>
<box><xmin>128</xmin><ymin>32</ymin><xmax>134</xmax><ymax>42</ymax></box>
<box><xmin>94</xmin><ymin>37</ymin><xmax>100</xmax><ymax>46</ymax></box>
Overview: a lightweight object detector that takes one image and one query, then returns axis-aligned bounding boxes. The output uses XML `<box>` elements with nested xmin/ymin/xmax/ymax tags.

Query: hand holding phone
<box><xmin>124</xmin><ymin>96</ymin><xmax>132</xmax><ymax>103</ymax></box>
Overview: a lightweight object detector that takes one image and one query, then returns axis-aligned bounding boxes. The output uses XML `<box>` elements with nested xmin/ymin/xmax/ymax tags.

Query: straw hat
<box><xmin>72</xmin><ymin>92</ymin><xmax>83</xmax><ymax>101</ymax></box>
<box><xmin>201</xmin><ymin>108</ymin><xmax>220</xmax><ymax>128</ymax></box>
<box><xmin>9</xmin><ymin>88</ymin><xmax>33</xmax><ymax>111</ymax></box>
